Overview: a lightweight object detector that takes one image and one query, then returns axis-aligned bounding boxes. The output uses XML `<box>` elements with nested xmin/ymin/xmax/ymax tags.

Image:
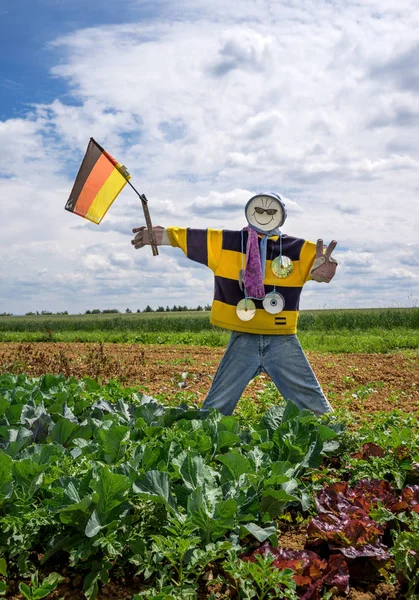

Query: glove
<box><xmin>310</xmin><ymin>239</ymin><xmax>338</xmax><ymax>283</ymax></box>
<box><xmin>131</xmin><ymin>226</ymin><xmax>170</xmax><ymax>248</ymax></box>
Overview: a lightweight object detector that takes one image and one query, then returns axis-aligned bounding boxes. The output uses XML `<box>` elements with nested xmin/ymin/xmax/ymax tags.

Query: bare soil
<box><xmin>0</xmin><ymin>342</ymin><xmax>417</xmax><ymax>419</ymax></box>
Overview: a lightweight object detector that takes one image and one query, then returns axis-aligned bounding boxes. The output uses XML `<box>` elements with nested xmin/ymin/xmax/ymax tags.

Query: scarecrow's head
<box><xmin>245</xmin><ymin>193</ymin><xmax>287</xmax><ymax>233</ymax></box>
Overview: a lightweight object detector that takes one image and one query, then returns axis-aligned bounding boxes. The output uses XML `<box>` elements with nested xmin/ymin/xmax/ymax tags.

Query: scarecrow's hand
<box><xmin>131</xmin><ymin>226</ymin><xmax>170</xmax><ymax>249</ymax></box>
<box><xmin>310</xmin><ymin>239</ymin><xmax>338</xmax><ymax>283</ymax></box>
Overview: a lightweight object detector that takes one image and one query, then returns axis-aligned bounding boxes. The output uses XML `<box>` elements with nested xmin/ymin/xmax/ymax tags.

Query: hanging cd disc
<box><xmin>262</xmin><ymin>292</ymin><xmax>285</xmax><ymax>314</ymax></box>
<box><xmin>236</xmin><ymin>298</ymin><xmax>256</xmax><ymax>321</ymax></box>
<box><xmin>272</xmin><ymin>255</ymin><xmax>293</xmax><ymax>278</ymax></box>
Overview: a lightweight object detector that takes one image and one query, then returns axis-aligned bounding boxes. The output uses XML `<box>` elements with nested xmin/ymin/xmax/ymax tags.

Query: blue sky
<box><xmin>0</xmin><ymin>0</ymin><xmax>418</xmax><ymax>314</ymax></box>
<box><xmin>0</xmin><ymin>0</ymin><xmax>151</xmax><ymax>119</ymax></box>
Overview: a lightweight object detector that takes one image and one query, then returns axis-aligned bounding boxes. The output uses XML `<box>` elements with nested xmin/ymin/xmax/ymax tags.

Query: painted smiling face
<box><xmin>245</xmin><ymin>193</ymin><xmax>286</xmax><ymax>233</ymax></box>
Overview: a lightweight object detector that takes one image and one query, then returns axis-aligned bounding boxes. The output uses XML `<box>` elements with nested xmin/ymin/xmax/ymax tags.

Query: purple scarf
<box><xmin>243</xmin><ymin>227</ymin><xmax>281</xmax><ymax>299</ymax></box>
<box><xmin>243</xmin><ymin>227</ymin><xmax>266</xmax><ymax>299</ymax></box>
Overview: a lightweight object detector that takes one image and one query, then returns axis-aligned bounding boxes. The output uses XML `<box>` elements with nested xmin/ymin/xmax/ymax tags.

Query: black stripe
<box><xmin>278</xmin><ymin>235</ymin><xmax>306</xmax><ymax>261</ymax></box>
<box><xmin>65</xmin><ymin>139</ymin><xmax>102</xmax><ymax>212</ymax></box>
<box><xmin>214</xmin><ymin>276</ymin><xmax>302</xmax><ymax>310</ymax></box>
<box><xmin>186</xmin><ymin>229</ymin><xmax>208</xmax><ymax>266</ymax></box>
<box><xmin>222</xmin><ymin>230</ymin><xmax>246</xmax><ymax>252</ymax></box>
<box><xmin>91</xmin><ymin>137</ymin><xmax>105</xmax><ymax>153</ymax></box>
<box><xmin>221</xmin><ymin>230</ymin><xmax>305</xmax><ymax>261</ymax></box>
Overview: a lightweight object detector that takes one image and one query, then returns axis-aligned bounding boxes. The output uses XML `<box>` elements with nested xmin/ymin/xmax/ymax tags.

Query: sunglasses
<box><xmin>254</xmin><ymin>207</ymin><xmax>278</xmax><ymax>215</ymax></box>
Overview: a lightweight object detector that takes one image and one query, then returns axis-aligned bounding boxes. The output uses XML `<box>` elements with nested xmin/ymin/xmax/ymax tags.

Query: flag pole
<box><xmin>125</xmin><ymin>180</ymin><xmax>159</xmax><ymax>257</ymax></box>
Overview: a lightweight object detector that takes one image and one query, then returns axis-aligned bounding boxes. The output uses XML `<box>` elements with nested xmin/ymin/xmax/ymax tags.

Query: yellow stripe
<box><xmin>216</xmin><ymin>249</ymin><xmax>305</xmax><ymax>287</ymax></box>
<box><xmin>86</xmin><ymin>169</ymin><xmax>127</xmax><ymax>224</ymax></box>
<box><xmin>207</xmin><ymin>229</ymin><xmax>223</xmax><ymax>271</ymax></box>
<box><xmin>210</xmin><ymin>300</ymin><xmax>299</xmax><ymax>334</ymax></box>
<box><xmin>167</xmin><ymin>227</ymin><xmax>187</xmax><ymax>251</ymax></box>
<box><xmin>299</xmin><ymin>240</ymin><xmax>317</xmax><ymax>282</ymax></box>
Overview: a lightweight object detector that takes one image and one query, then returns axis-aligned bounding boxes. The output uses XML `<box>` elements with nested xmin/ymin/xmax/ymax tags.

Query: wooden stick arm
<box><xmin>125</xmin><ymin>184</ymin><xmax>160</xmax><ymax>256</ymax></box>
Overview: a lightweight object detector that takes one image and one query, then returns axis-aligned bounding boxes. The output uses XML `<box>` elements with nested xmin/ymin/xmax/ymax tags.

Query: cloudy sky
<box><xmin>1</xmin><ymin>0</ymin><xmax>418</xmax><ymax>314</ymax></box>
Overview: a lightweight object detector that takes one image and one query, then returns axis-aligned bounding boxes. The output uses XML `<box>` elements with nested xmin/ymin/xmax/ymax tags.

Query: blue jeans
<box><xmin>202</xmin><ymin>332</ymin><xmax>332</xmax><ymax>416</ymax></box>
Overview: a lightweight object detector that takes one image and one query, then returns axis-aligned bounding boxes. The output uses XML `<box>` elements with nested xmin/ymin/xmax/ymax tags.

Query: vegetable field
<box><xmin>0</xmin><ymin>317</ymin><xmax>418</xmax><ymax>599</ymax></box>
<box><xmin>0</xmin><ymin>368</ymin><xmax>419</xmax><ymax>600</ymax></box>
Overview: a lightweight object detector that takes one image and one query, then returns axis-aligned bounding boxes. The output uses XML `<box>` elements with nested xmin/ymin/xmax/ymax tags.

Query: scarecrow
<box><xmin>131</xmin><ymin>193</ymin><xmax>338</xmax><ymax>415</ymax></box>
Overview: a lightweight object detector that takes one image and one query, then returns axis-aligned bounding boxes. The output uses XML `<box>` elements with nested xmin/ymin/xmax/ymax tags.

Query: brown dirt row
<box><xmin>0</xmin><ymin>342</ymin><xmax>417</xmax><ymax>419</ymax></box>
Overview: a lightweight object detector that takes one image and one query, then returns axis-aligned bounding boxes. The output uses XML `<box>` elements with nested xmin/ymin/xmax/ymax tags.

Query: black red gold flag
<box><xmin>65</xmin><ymin>138</ymin><xmax>130</xmax><ymax>224</ymax></box>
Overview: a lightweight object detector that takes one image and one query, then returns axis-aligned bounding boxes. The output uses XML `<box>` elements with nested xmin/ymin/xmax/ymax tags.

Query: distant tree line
<box><xmin>141</xmin><ymin>305</ymin><xmax>211</xmax><ymax>313</ymax></box>
<box><xmin>88</xmin><ymin>305</ymin><xmax>212</xmax><ymax>314</ymax></box>
<box><xmin>24</xmin><ymin>311</ymin><xmax>69</xmax><ymax>316</ymax></box>
<box><xmin>13</xmin><ymin>306</ymin><xmax>211</xmax><ymax>317</ymax></box>
<box><xmin>85</xmin><ymin>309</ymin><xmax>119</xmax><ymax>314</ymax></box>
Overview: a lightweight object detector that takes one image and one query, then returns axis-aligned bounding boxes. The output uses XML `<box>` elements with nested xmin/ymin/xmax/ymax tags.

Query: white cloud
<box><xmin>82</xmin><ymin>254</ymin><xmax>111</xmax><ymax>272</ymax></box>
<box><xmin>208</xmin><ymin>29</ymin><xmax>275</xmax><ymax>76</ymax></box>
<box><xmin>188</xmin><ymin>189</ymin><xmax>250</xmax><ymax>217</ymax></box>
<box><xmin>338</xmin><ymin>251</ymin><xmax>377</xmax><ymax>269</ymax></box>
<box><xmin>389</xmin><ymin>268</ymin><xmax>418</xmax><ymax>280</ymax></box>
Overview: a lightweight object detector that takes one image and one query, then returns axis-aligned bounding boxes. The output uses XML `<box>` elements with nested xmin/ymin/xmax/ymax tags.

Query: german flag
<box><xmin>65</xmin><ymin>138</ymin><xmax>130</xmax><ymax>224</ymax></box>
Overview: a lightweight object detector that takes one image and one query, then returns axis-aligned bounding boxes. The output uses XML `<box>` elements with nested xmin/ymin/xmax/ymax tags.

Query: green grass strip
<box><xmin>0</xmin><ymin>307</ymin><xmax>418</xmax><ymax>333</ymax></box>
<box><xmin>0</xmin><ymin>327</ymin><xmax>418</xmax><ymax>353</ymax></box>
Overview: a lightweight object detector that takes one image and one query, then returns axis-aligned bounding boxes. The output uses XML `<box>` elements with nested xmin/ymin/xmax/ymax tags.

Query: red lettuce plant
<box><xmin>350</xmin><ymin>442</ymin><xmax>386</xmax><ymax>460</ymax></box>
<box><xmin>306</xmin><ymin>479</ymin><xmax>394</xmax><ymax>588</ymax></box>
<box><xmin>392</xmin><ymin>485</ymin><xmax>419</xmax><ymax>514</ymax></box>
<box><xmin>243</xmin><ymin>544</ymin><xmax>350</xmax><ymax>600</ymax></box>
<box><xmin>242</xmin><ymin>480</ymin><xmax>419</xmax><ymax>597</ymax></box>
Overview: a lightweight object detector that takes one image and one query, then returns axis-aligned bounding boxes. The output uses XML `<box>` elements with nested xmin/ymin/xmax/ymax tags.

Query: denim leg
<box><xmin>202</xmin><ymin>332</ymin><xmax>261</xmax><ymax>415</ymax></box>
<box><xmin>262</xmin><ymin>334</ymin><xmax>333</xmax><ymax>415</ymax></box>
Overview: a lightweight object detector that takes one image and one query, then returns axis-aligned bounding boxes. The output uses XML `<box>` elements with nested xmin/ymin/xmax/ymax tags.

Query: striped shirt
<box><xmin>167</xmin><ymin>227</ymin><xmax>317</xmax><ymax>335</ymax></box>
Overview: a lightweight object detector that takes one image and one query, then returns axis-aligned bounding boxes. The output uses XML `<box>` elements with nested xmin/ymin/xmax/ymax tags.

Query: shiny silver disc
<box><xmin>262</xmin><ymin>292</ymin><xmax>285</xmax><ymax>314</ymax></box>
<box><xmin>272</xmin><ymin>255</ymin><xmax>294</xmax><ymax>278</ymax></box>
<box><xmin>236</xmin><ymin>298</ymin><xmax>256</xmax><ymax>321</ymax></box>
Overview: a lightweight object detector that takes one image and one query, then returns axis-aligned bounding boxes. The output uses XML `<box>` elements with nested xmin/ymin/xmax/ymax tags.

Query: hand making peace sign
<box><xmin>310</xmin><ymin>239</ymin><xmax>338</xmax><ymax>283</ymax></box>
